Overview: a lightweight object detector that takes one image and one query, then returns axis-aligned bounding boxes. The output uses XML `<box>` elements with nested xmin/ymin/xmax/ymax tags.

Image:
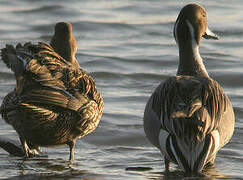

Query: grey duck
<box><xmin>143</xmin><ymin>4</ymin><xmax>235</xmax><ymax>173</ymax></box>
<box><xmin>0</xmin><ymin>22</ymin><xmax>103</xmax><ymax>163</ymax></box>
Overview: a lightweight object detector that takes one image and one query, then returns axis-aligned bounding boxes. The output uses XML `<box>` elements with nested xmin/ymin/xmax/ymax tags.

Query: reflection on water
<box><xmin>10</xmin><ymin>161</ymin><xmax>105</xmax><ymax>180</ymax></box>
<box><xmin>126</xmin><ymin>165</ymin><xmax>232</xmax><ymax>180</ymax></box>
<box><xmin>0</xmin><ymin>0</ymin><xmax>243</xmax><ymax>179</ymax></box>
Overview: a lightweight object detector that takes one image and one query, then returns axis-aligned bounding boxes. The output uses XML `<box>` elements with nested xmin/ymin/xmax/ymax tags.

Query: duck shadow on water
<box><xmin>126</xmin><ymin>165</ymin><xmax>233</xmax><ymax>180</ymax></box>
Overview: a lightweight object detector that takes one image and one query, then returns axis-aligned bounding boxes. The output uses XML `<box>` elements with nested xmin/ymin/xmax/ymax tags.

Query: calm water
<box><xmin>0</xmin><ymin>0</ymin><xmax>243</xmax><ymax>179</ymax></box>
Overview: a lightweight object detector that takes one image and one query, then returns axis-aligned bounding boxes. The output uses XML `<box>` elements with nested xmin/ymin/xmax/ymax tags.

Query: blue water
<box><xmin>0</xmin><ymin>0</ymin><xmax>243</xmax><ymax>179</ymax></box>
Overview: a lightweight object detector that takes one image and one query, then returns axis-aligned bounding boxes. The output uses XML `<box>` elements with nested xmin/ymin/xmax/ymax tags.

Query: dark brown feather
<box><xmin>0</xmin><ymin>41</ymin><xmax>103</xmax><ymax>160</ymax></box>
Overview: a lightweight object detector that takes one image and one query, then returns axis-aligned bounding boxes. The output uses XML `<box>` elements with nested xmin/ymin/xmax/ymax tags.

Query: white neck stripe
<box><xmin>185</xmin><ymin>20</ymin><xmax>208</xmax><ymax>77</ymax></box>
<box><xmin>174</xmin><ymin>20</ymin><xmax>179</xmax><ymax>43</ymax></box>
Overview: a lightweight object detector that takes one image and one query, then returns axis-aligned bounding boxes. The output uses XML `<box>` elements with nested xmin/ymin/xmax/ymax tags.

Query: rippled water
<box><xmin>0</xmin><ymin>0</ymin><xmax>243</xmax><ymax>179</ymax></box>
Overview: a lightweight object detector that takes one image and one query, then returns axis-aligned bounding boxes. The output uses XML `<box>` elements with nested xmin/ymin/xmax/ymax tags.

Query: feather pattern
<box><xmin>151</xmin><ymin>76</ymin><xmax>230</xmax><ymax>171</ymax></box>
<box><xmin>143</xmin><ymin>4</ymin><xmax>234</xmax><ymax>173</ymax></box>
<box><xmin>0</xmin><ymin>23</ymin><xmax>103</xmax><ymax>163</ymax></box>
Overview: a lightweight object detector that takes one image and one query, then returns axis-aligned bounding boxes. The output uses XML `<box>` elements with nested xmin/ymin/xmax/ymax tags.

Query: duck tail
<box><xmin>168</xmin><ymin>133</ymin><xmax>213</xmax><ymax>173</ymax></box>
<box><xmin>1</xmin><ymin>44</ymin><xmax>23</xmax><ymax>77</ymax></box>
<box><xmin>167</xmin><ymin>103</ymin><xmax>214</xmax><ymax>172</ymax></box>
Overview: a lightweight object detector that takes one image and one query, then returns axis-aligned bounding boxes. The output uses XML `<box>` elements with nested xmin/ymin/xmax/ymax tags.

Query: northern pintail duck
<box><xmin>143</xmin><ymin>4</ymin><xmax>235</xmax><ymax>173</ymax></box>
<box><xmin>0</xmin><ymin>22</ymin><xmax>103</xmax><ymax>163</ymax></box>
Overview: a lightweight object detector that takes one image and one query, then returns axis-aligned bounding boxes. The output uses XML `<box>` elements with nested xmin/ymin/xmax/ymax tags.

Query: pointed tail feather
<box><xmin>168</xmin><ymin>134</ymin><xmax>212</xmax><ymax>172</ymax></box>
<box><xmin>1</xmin><ymin>45</ymin><xmax>26</xmax><ymax>78</ymax></box>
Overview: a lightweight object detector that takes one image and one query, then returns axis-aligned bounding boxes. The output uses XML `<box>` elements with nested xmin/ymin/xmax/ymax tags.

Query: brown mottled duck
<box><xmin>0</xmin><ymin>22</ymin><xmax>103</xmax><ymax>163</ymax></box>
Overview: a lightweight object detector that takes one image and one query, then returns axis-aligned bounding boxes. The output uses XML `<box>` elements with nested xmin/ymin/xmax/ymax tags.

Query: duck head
<box><xmin>173</xmin><ymin>3</ymin><xmax>218</xmax><ymax>46</ymax></box>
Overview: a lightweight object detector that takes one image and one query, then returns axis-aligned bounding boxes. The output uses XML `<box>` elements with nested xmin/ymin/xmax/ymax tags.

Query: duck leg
<box><xmin>27</xmin><ymin>141</ymin><xmax>41</xmax><ymax>154</ymax></box>
<box><xmin>67</xmin><ymin>140</ymin><xmax>76</xmax><ymax>164</ymax></box>
<box><xmin>19</xmin><ymin>137</ymin><xmax>39</xmax><ymax>157</ymax></box>
<box><xmin>0</xmin><ymin>136</ymin><xmax>42</xmax><ymax>157</ymax></box>
<box><xmin>20</xmin><ymin>137</ymin><xmax>31</xmax><ymax>157</ymax></box>
<box><xmin>164</xmin><ymin>156</ymin><xmax>170</xmax><ymax>172</ymax></box>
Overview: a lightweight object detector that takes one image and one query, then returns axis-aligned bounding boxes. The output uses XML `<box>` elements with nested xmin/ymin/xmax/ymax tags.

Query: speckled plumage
<box><xmin>0</xmin><ymin>23</ymin><xmax>103</xmax><ymax>163</ymax></box>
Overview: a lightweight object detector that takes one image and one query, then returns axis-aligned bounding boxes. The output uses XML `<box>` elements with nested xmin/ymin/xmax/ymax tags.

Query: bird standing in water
<box><xmin>0</xmin><ymin>22</ymin><xmax>103</xmax><ymax>163</ymax></box>
<box><xmin>143</xmin><ymin>4</ymin><xmax>235</xmax><ymax>173</ymax></box>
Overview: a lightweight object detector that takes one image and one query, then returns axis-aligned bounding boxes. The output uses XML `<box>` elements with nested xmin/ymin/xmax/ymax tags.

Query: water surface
<box><xmin>0</xmin><ymin>0</ymin><xmax>243</xmax><ymax>179</ymax></box>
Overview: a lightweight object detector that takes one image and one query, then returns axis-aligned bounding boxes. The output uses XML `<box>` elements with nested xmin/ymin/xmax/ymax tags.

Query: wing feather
<box><xmin>146</xmin><ymin>76</ymin><xmax>229</xmax><ymax>172</ymax></box>
<box><xmin>152</xmin><ymin>76</ymin><xmax>227</xmax><ymax>137</ymax></box>
<box><xmin>20</xmin><ymin>87</ymin><xmax>89</xmax><ymax>112</ymax></box>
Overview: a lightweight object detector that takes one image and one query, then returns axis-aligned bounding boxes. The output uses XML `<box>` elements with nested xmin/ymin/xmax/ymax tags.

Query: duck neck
<box><xmin>50</xmin><ymin>34</ymin><xmax>80</xmax><ymax>68</ymax></box>
<box><xmin>177</xmin><ymin>40</ymin><xmax>209</xmax><ymax>78</ymax></box>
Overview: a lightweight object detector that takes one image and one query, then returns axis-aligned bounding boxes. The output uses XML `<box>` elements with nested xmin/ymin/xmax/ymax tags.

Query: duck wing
<box><xmin>1</xmin><ymin>42</ymin><xmax>102</xmax><ymax>112</ymax></box>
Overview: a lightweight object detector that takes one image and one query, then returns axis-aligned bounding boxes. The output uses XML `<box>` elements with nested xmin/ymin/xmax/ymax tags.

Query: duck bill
<box><xmin>203</xmin><ymin>27</ymin><xmax>219</xmax><ymax>40</ymax></box>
